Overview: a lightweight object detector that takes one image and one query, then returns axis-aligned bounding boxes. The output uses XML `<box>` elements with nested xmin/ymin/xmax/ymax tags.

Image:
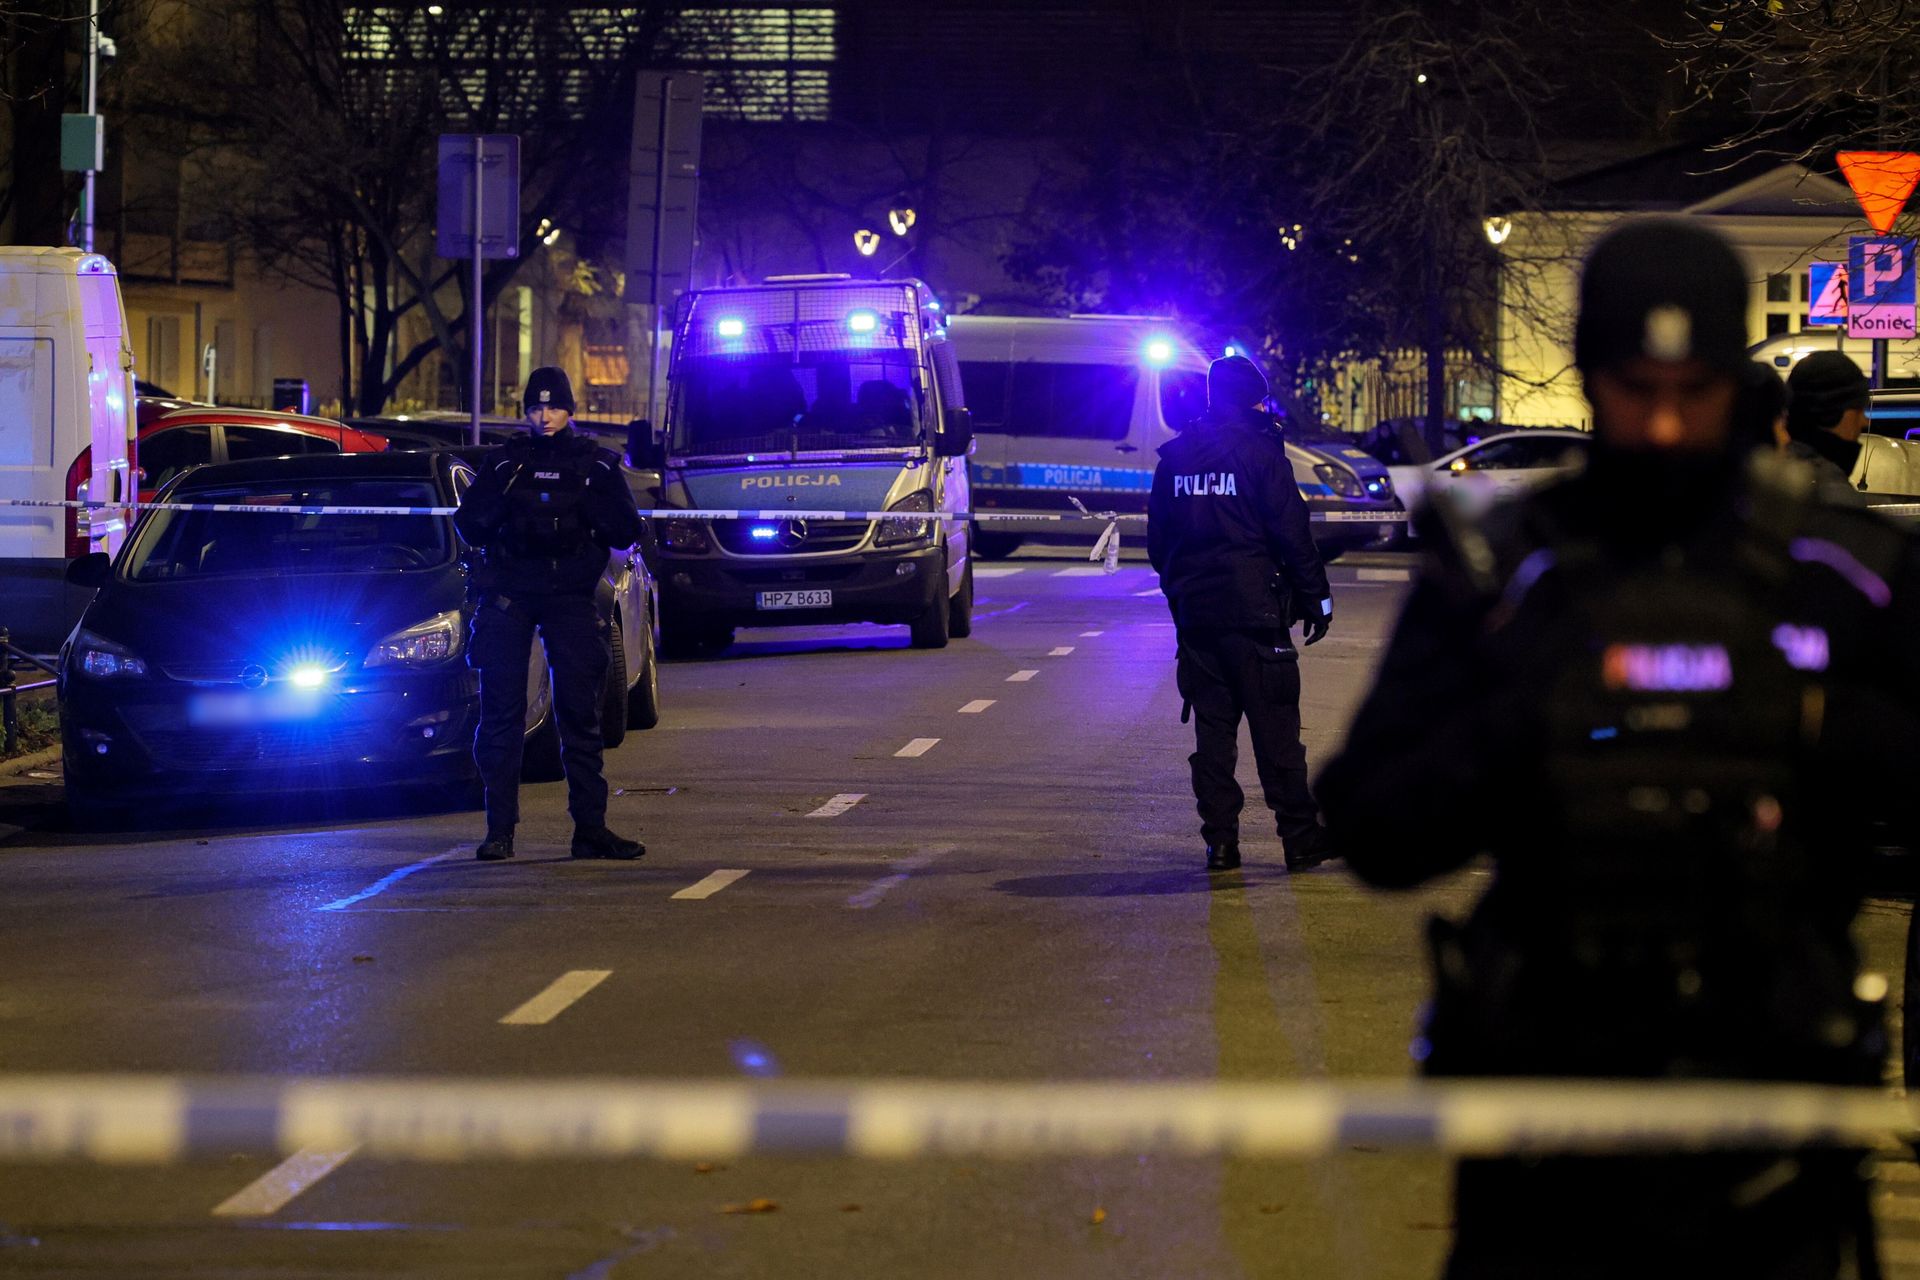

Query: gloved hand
<box><xmin>1300</xmin><ymin>597</ymin><xmax>1332</xmax><ymax>646</ymax></box>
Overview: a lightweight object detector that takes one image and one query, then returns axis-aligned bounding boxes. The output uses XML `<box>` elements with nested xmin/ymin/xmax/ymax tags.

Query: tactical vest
<box><xmin>502</xmin><ymin>438</ymin><xmax>595</xmax><ymax>560</ymax></box>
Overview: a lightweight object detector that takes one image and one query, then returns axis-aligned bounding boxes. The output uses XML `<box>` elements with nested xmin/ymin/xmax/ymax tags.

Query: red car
<box><xmin>63</xmin><ymin>407</ymin><xmax>390</xmax><ymax>556</ymax></box>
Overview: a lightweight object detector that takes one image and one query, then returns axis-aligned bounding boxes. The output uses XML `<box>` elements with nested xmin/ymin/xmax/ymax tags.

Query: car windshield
<box><xmin>671</xmin><ymin>351</ymin><xmax>923</xmax><ymax>456</ymax></box>
<box><xmin>123</xmin><ymin>479</ymin><xmax>451</xmax><ymax>580</ymax></box>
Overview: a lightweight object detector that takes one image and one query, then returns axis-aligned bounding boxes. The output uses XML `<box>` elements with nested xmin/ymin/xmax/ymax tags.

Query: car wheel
<box><xmin>601</xmin><ymin>618</ymin><xmax>629</xmax><ymax>750</ymax></box>
<box><xmin>909</xmin><ymin>580</ymin><xmax>950</xmax><ymax>650</ymax></box>
<box><xmin>974</xmin><ymin>529</ymin><xmax>1022</xmax><ymax>559</ymax></box>
<box><xmin>948</xmin><ymin>554</ymin><xmax>974</xmax><ymax>638</ymax></box>
<box><xmin>522</xmin><ymin>703</ymin><xmax>565</xmax><ymax>782</ymax></box>
<box><xmin>627</xmin><ymin>615</ymin><xmax>662</xmax><ymax>730</ymax></box>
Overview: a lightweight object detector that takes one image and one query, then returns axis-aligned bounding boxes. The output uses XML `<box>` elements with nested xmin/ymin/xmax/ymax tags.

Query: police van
<box><xmin>0</xmin><ymin>249</ymin><xmax>136</xmax><ymax>653</ymax></box>
<box><xmin>651</xmin><ymin>275</ymin><xmax>974</xmax><ymax>653</ymax></box>
<box><xmin>945</xmin><ymin>314</ymin><xmax>1401</xmax><ymax>558</ymax></box>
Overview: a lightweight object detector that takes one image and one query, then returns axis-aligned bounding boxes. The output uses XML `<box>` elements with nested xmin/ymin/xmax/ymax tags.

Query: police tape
<box><xmin>0</xmin><ymin>497</ymin><xmax>1404</xmax><ymax>526</ymax></box>
<box><xmin>0</xmin><ymin>1075</ymin><xmax>1911</xmax><ymax>1163</ymax></box>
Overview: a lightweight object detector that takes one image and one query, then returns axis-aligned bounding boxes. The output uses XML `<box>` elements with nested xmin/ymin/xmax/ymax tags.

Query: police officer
<box><xmin>454</xmin><ymin>367</ymin><xmax>648</xmax><ymax>862</ymax></box>
<box><xmin>1317</xmin><ymin>219</ymin><xmax>1920</xmax><ymax>1278</ymax></box>
<box><xmin>1786</xmin><ymin>350</ymin><xmax>1873</xmax><ymax>501</ymax></box>
<box><xmin>1147</xmin><ymin>354</ymin><xmax>1337</xmax><ymax>873</ymax></box>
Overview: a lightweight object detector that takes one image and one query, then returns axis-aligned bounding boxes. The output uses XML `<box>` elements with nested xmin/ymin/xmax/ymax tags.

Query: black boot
<box><xmin>1283</xmin><ymin>828</ymin><xmax>1338</xmax><ymax>873</ymax></box>
<box><xmin>572</xmin><ymin>825</ymin><xmax>645</xmax><ymax>860</ymax></box>
<box><xmin>1206</xmin><ymin>842</ymin><xmax>1241</xmax><ymax>872</ymax></box>
<box><xmin>476</xmin><ymin>831</ymin><xmax>515</xmax><ymax>861</ymax></box>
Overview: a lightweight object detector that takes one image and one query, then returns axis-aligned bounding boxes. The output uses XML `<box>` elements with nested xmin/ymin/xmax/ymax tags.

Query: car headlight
<box><xmin>659</xmin><ymin>518</ymin><xmax>713</xmax><ymax>553</ymax></box>
<box><xmin>364</xmin><ymin>609</ymin><xmax>464</xmax><ymax>668</ymax></box>
<box><xmin>73</xmin><ymin>628</ymin><xmax>148</xmax><ymax>679</ymax></box>
<box><xmin>1313</xmin><ymin>464</ymin><xmax>1366</xmax><ymax>499</ymax></box>
<box><xmin>874</xmin><ymin>491</ymin><xmax>934</xmax><ymax>547</ymax></box>
<box><xmin>1364</xmin><ymin>473</ymin><xmax>1394</xmax><ymax>500</ymax></box>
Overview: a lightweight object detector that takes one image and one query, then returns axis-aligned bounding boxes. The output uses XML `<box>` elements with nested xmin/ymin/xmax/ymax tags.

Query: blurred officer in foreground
<box><xmin>1787</xmin><ymin>350</ymin><xmax>1873</xmax><ymax>501</ymax></box>
<box><xmin>454</xmin><ymin>367</ymin><xmax>647</xmax><ymax>863</ymax></box>
<box><xmin>1318</xmin><ymin>219</ymin><xmax>1920</xmax><ymax>1278</ymax></box>
<box><xmin>1148</xmin><ymin>355</ymin><xmax>1337</xmax><ymax>873</ymax></box>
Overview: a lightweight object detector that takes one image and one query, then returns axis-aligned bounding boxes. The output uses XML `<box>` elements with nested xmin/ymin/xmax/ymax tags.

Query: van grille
<box><xmin>715</xmin><ymin>518</ymin><xmax>869</xmax><ymax>555</ymax></box>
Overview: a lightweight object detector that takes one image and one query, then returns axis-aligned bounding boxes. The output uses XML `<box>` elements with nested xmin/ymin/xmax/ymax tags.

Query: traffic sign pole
<box><xmin>471</xmin><ymin>136</ymin><xmax>484</xmax><ymax>446</ymax></box>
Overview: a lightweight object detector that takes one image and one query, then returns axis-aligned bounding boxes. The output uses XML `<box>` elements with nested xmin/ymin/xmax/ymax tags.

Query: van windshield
<box><xmin>671</xmin><ymin>351</ymin><xmax>922</xmax><ymax>456</ymax></box>
<box><xmin>123</xmin><ymin>479</ymin><xmax>451</xmax><ymax>580</ymax></box>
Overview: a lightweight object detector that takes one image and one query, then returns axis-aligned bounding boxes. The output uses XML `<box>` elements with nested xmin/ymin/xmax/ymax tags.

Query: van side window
<box><xmin>960</xmin><ymin>362</ymin><xmax>1137</xmax><ymax>441</ymax></box>
<box><xmin>139</xmin><ymin>425</ymin><xmax>213</xmax><ymax>490</ymax></box>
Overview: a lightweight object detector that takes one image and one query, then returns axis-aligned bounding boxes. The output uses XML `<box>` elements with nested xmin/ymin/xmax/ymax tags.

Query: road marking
<box><xmin>1356</xmin><ymin>568</ymin><xmax>1411</xmax><ymax>582</ymax></box>
<box><xmin>895</xmin><ymin>738</ymin><xmax>940</xmax><ymax>758</ymax></box>
<box><xmin>316</xmin><ymin>849</ymin><xmax>460</xmax><ymax>912</ymax></box>
<box><xmin>212</xmin><ymin>1146</ymin><xmax>359</xmax><ymax>1217</ymax></box>
<box><xmin>1080</xmin><ymin>629</ymin><xmax>1104</xmax><ymax>637</ymax></box>
<box><xmin>807</xmin><ymin>793</ymin><xmax>867</xmax><ymax>818</ymax></box>
<box><xmin>1006</xmin><ymin>670</ymin><xmax>1038</xmax><ymax>682</ymax></box>
<box><xmin>973</xmin><ymin>566</ymin><xmax>1026</xmax><ymax>578</ymax></box>
<box><xmin>958</xmin><ymin>699</ymin><xmax>995</xmax><ymax>714</ymax></box>
<box><xmin>670</xmin><ymin>870</ymin><xmax>750</xmax><ymax>901</ymax></box>
<box><xmin>847</xmin><ymin>845</ymin><xmax>953</xmax><ymax>910</ymax></box>
<box><xmin>1048</xmin><ymin>646</ymin><xmax>1075</xmax><ymax>656</ymax></box>
<box><xmin>500</xmin><ymin>969</ymin><xmax>613</xmax><ymax>1024</ymax></box>
<box><xmin>1053</xmin><ymin>566</ymin><xmax>1107</xmax><ymax>577</ymax></box>
<box><xmin>1134</xmin><ymin>587</ymin><xmax>1163</xmax><ymax>597</ymax></box>
<box><xmin>1878</xmin><ymin>1193</ymin><xmax>1920</xmax><ymax>1222</ymax></box>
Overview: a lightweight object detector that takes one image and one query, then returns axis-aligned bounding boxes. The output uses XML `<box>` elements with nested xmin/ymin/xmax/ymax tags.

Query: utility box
<box><xmin>60</xmin><ymin>114</ymin><xmax>104</xmax><ymax>173</ymax></box>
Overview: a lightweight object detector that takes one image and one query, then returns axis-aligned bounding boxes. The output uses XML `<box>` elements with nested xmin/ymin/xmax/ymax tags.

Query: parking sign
<box><xmin>1847</xmin><ymin>236</ymin><xmax>1916</xmax><ymax>339</ymax></box>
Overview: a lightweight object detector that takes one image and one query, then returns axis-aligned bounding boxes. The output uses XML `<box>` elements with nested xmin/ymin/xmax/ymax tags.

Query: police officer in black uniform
<box><xmin>1318</xmin><ymin>219</ymin><xmax>1920</xmax><ymax>1278</ymax></box>
<box><xmin>454</xmin><ymin>367</ymin><xmax>648</xmax><ymax>862</ymax></box>
<box><xmin>1148</xmin><ymin>354</ymin><xmax>1338</xmax><ymax>873</ymax></box>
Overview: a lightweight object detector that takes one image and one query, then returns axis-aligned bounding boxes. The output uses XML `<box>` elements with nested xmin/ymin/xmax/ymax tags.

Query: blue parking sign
<box><xmin>1848</xmin><ymin>236</ymin><xmax>1915</xmax><ymax>338</ymax></box>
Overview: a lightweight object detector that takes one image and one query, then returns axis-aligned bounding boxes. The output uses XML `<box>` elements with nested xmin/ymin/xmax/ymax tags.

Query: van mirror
<box><xmin>625</xmin><ymin>419</ymin><xmax>664</xmax><ymax>470</ymax></box>
<box><xmin>66</xmin><ymin>552</ymin><xmax>111</xmax><ymax>588</ymax></box>
<box><xmin>935</xmin><ymin>407</ymin><xmax>973</xmax><ymax>459</ymax></box>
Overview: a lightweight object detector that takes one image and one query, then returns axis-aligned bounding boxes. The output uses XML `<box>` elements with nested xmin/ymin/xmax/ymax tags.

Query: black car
<box><xmin>59</xmin><ymin>450</ymin><xmax>660</xmax><ymax>821</ymax></box>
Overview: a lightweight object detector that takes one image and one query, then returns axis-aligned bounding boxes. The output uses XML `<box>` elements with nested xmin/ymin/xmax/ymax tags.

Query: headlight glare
<box><xmin>1313</xmin><ymin>464</ymin><xmax>1366</xmax><ymax>499</ymax></box>
<box><xmin>660</xmin><ymin>518</ymin><xmax>713</xmax><ymax>553</ymax></box>
<box><xmin>365</xmin><ymin>609</ymin><xmax>464</xmax><ymax>668</ymax></box>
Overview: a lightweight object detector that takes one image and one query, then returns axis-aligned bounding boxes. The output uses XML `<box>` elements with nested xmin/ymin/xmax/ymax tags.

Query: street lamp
<box><xmin>1483</xmin><ymin>216</ymin><xmax>1512</xmax><ymax>246</ymax></box>
<box><xmin>853</xmin><ymin>229</ymin><xmax>881</xmax><ymax>257</ymax></box>
<box><xmin>887</xmin><ymin>207</ymin><xmax>916</xmax><ymax>236</ymax></box>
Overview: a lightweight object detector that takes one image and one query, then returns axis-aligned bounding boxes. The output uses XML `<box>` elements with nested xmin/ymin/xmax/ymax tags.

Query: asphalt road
<box><xmin>0</xmin><ymin>549</ymin><xmax>1915</xmax><ymax>1278</ymax></box>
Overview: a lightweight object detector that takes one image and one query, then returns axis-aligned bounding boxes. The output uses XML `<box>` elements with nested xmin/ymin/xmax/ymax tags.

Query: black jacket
<box><xmin>1147</xmin><ymin>409</ymin><xmax>1329</xmax><ymax>633</ymax></box>
<box><xmin>1316</xmin><ymin>459</ymin><xmax>1920</xmax><ymax>1080</ymax></box>
<box><xmin>454</xmin><ymin>427</ymin><xmax>645</xmax><ymax>597</ymax></box>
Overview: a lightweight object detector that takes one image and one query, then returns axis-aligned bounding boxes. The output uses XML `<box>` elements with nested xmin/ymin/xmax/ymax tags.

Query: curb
<box><xmin>0</xmin><ymin>746</ymin><xmax>62</xmax><ymax>778</ymax></box>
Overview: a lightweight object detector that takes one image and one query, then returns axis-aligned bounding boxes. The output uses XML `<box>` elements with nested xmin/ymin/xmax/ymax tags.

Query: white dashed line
<box><xmin>213</xmin><ymin>1147</ymin><xmax>359</xmax><ymax>1217</ymax></box>
<box><xmin>973</xmin><ymin>566</ymin><xmax>1026</xmax><ymax>578</ymax></box>
<box><xmin>958</xmin><ymin>699</ymin><xmax>996</xmax><ymax>714</ymax></box>
<box><xmin>1053</xmin><ymin>566</ymin><xmax>1107</xmax><ymax>577</ymax></box>
<box><xmin>1356</xmin><ymin>568</ymin><xmax>1412</xmax><ymax>582</ymax></box>
<box><xmin>807</xmin><ymin>793</ymin><xmax>867</xmax><ymax>818</ymax></box>
<box><xmin>847</xmin><ymin>845</ymin><xmax>954</xmax><ymax>910</ymax></box>
<box><xmin>670</xmin><ymin>870</ymin><xmax>751</xmax><ymax>901</ymax></box>
<box><xmin>1048</xmin><ymin>646</ymin><xmax>1075</xmax><ymax>657</ymax></box>
<box><xmin>316</xmin><ymin>848</ymin><xmax>460</xmax><ymax>912</ymax></box>
<box><xmin>1080</xmin><ymin>630</ymin><xmax>1104</xmax><ymax>637</ymax></box>
<box><xmin>500</xmin><ymin>969</ymin><xmax>614</xmax><ymax>1023</ymax></box>
<box><xmin>895</xmin><ymin>738</ymin><xmax>941</xmax><ymax>758</ymax></box>
<box><xmin>1006</xmin><ymin>670</ymin><xmax>1038</xmax><ymax>682</ymax></box>
<box><xmin>1134</xmin><ymin>587</ymin><xmax>1163</xmax><ymax>597</ymax></box>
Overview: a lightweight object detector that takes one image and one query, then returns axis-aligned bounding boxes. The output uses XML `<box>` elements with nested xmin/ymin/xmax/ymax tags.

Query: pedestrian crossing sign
<box><xmin>1809</xmin><ymin>262</ymin><xmax>1847</xmax><ymax>327</ymax></box>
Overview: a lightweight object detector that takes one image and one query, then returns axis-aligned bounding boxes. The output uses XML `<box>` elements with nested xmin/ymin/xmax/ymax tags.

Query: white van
<box><xmin>0</xmin><ymin>249</ymin><xmax>136</xmax><ymax>653</ymax></box>
<box><xmin>947</xmin><ymin>314</ymin><xmax>1401</xmax><ymax>557</ymax></box>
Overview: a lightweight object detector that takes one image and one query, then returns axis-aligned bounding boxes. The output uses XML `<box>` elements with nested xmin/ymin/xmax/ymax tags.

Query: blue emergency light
<box><xmin>1144</xmin><ymin>337</ymin><xmax>1174</xmax><ymax>366</ymax></box>
<box><xmin>748</xmin><ymin>525</ymin><xmax>780</xmax><ymax>541</ymax></box>
<box><xmin>848</xmin><ymin>310</ymin><xmax>879</xmax><ymax>333</ymax></box>
<box><xmin>716</xmin><ymin>317</ymin><xmax>746</xmax><ymax>338</ymax></box>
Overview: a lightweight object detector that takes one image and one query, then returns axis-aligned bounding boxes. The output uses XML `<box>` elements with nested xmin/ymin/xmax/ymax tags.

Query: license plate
<box><xmin>756</xmin><ymin>589</ymin><xmax>832</xmax><ymax>611</ymax></box>
<box><xmin>186</xmin><ymin>690</ymin><xmax>325</xmax><ymax>726</ymax></box>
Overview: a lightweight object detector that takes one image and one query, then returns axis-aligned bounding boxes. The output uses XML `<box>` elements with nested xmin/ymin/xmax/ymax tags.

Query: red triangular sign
<box><xmin>1837</xmin><ymin>151</ymin><xmax>1920</xmax><ymax>234</ymax></box>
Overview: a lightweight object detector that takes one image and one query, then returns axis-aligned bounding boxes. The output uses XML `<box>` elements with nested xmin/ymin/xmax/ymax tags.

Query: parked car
<box><xmin>58</xmin><ymin>449</ymin><xmax>659</xmax><ymax>822</ymax></box>
<box><xmin>1387</xmin><ymin>428</ymin><xmax>1591</xmax><ymax>515</ymax></box>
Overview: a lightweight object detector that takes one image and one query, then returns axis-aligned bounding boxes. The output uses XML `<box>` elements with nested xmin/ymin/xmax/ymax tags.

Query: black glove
<box><xmin>1299</xmin><ymin>597</ymin><xmax>1332</xmax><ymax>646</ymax></box>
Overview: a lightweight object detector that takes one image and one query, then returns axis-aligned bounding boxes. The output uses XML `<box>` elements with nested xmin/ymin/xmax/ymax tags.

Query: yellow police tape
<box><xmin>0</xmin><ymin>1076</ymin><xmax>1911</xmax><ymax>1163</ymax></box>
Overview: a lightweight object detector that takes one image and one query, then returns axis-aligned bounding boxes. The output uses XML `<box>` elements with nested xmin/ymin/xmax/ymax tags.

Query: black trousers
<box><xmin>1174</xmin><ymin>627</ymin><xmax>1320</xmax><ymax>849</ymax></box>
<box><xmin>468</xmin><ymin>592</ymin><xmax>611</xmax><ymax>833</ymax></box>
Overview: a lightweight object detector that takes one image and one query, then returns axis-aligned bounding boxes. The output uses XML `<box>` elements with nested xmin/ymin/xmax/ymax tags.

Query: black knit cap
<box><xmin>523</xmin><ymin>366</ymin><xmax>576</xmax><ymax>416</ymax></box>
<box><xmin>1785</xmin><ymin>350</ymin><xmax>1870</xmax><ymax>436</ymax></box>
<box><xmin>1207</xmin><ymin>354</ymin><xmax>1269</xmax><ymax>410</ymax></box>
<box><xmin>1575</xmin><ymin>218</ymin><xmax>1749</xmax><ymax>375</ymax></box>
